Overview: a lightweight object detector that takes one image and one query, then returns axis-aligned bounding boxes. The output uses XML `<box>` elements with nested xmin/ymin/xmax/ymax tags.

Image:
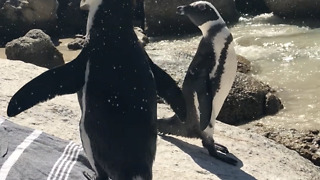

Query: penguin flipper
<box><xmin>7</xmin><ymin>56</ymin><xmax>87</xmax><ymax>117</ymax></box>
<box><xmin>147</xmin><ymin>56</ymin><xmax>187</xmax><ymax>121</ymax></box>
<box><xmin>196</xmin><ymin>76</ymin><xmax>213</xmax><ymax>131</ymax></box>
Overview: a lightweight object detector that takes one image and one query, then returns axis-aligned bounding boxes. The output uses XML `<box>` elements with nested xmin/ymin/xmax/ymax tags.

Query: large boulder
<box><xmin>217</xmin><ymin>72</ymin><xmax>283</xmax><ymax>125</ymax></box>
<box><xmin>144</xmin><ymin>0</ymin><xmax>240</xmax><ymax>36</ymax></box>
<box><xmin>264</xmin><ymin>0</ymin><xmax>320</xmax><ymax>19</ymax></box>
<box><xmin>235</xmin><ymin>0</ymin><xmax>270</xmax><ymax>15</ymax></box>
<box><xmin>5</xmin><ymin>29</ymin><xmax>64</xmax><ymax>69</ymax></box>
<box><xmin>0</xmin><ymin>0</ymin><xmax>59</xmax><ymax>45</ymax></box>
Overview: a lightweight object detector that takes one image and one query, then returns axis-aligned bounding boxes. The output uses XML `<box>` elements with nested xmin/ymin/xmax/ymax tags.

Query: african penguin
<box><xmin>83</xmin><ymin>0</ymin><xmax>187</xmax><ymax>121</ymax></box>
<box><xmin>6</xmin><ymin>0</ymin><xmax>186</xmax><ymax>179</ymax></box>
<box><xmin>157</xmin><ymin>1</ymin><xmax>237</xmax><ymax>165</ymax></box>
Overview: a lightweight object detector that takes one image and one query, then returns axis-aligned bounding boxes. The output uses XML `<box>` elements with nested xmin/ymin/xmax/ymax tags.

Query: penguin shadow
<box><xmin>160</xmin><ymin>135</ymin><xmax>257</xmax><ymax>180</ymax></box>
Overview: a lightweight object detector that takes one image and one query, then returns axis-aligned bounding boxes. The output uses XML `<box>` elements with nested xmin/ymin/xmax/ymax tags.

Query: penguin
<box><xmin>157</xmin><ymin>1</ymin><xmax>238</xmax><ymax>165</ymax></box>
<box><xmin>7</xmin><ymin>0</ymin><xmax>186</xmax><ymax>179</ymax></box>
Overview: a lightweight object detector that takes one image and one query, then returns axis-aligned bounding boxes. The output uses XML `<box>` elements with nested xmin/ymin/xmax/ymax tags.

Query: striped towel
<box><xmin>0</xmin><ymin>117</ymin><xmax>93</xmax><ymax>180</ymax></box>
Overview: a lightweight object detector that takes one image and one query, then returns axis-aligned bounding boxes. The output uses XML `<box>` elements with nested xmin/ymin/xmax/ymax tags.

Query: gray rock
<box><xmin>248</xmin><ymin>123</ymin><xmax>320</xmax><ymax>166</ymax></box>
<box><xmin>264</xmin><ymin>0</ymin><xmax>320</xmax><ymax>19</ymax></box>
<box><xmin>144</xmin><ymin>0</ymin><xmax>240</xmax><ymax>36</ymax></box>
<box><xmin>237</xmin><ymin>55</ymin><xmax>251</xmax><ymax>74</ymax></box>
<box><xmin>5</xmin><ymin>29</ymin><xmax>64</xmax><ymax>69</ymax></box>
<box><xmin>265</xmin><ymin>92</ymin><xmax>283</xmax><ymax>115</ymax></box>
<box><xmin>67</xmin><ymin>37</ymin><xmax>86</xmax><ymax>50</ymax></box>
<box><xmin>217</xmin><ymin>72</ymin><xmax>283</xmax><ymax>125</ymax></box>
<box><xmin>0</xmin><ymin>0</ymin><xmax>59</xmax><ymax>44</ymax></box>
<box><xmin>1</xmin><ymin>0</ymin><xmax>58</xmax><ymax>23</ymax></box>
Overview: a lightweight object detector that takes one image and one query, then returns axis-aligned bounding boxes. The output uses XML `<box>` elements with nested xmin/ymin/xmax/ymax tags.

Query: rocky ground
<box><xmin>1</xmin><ymin>34</ymin><xmax>319</xmax><ymax>168</ymax></box>
<box><xmin>1</xmin><ymin>58</ymin><xmax>320</xmax><ymax>179</ymax></box>
<box><xmin>246</xmin><ymin>123</ymin><xmax>320</xmax><ymax>166</ymax></box>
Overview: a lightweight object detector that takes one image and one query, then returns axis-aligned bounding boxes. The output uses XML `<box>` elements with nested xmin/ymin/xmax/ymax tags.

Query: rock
<box><xmin>5</xmin><ymin>29</ymin><xmax>64</xmax><ymax>69</ymax></box>
<box><xmin>235</xmin><ymin>0</ymin><xmax>270</xmax><ymax>15</ymax></box>
<box><xmin>237</xmin><ymin>55</ymin><xmax>251</xmax><ymax>73</ymax></box>
<box><xmin>67</xmin><ymin>37</ymin><xmax>86</xmax><ymax>50</ymax></box>
<box><xmin>217</xmin><ymin>72</ymin><xmax>283</xmax><ymax>125</ymax></box>
<box><xmin>310</xmin><ymin>130</ymin><xmax>319</xmax><ymax>135</ymax></box>
<box><xmin>248</xmin><ymin>124</ymin><xmax>320</xmax><ymax>166</ymax></box>
<box><xmin>0</xmin><ymin>0</ymin><xmax>59</xmax><ymax>45</ymax></box>
<box><xmin>0</xmin><ymin>0</ymin><xmax>58</xmax><ymax>23</ymax></box>
<box><xmin>144</xmin><ymin>0</ymin><xmax>240</xmax><ymax>36</ymax></box>
<box><xmin>264</xmin><ymin>0</ymin><xmax>320</xmax><ymax>19</ymax></box>
<box><xmin>265</xmin><ymin>92</ymin><xmax>283</xmax><ymax>115</ymax></box>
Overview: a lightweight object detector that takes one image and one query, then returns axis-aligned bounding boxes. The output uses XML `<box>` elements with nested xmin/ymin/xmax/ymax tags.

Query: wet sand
<box><xmin>56</xmin><ymin>38</ymin><xmax>81</xmax><ymax>62</ymax></box>
<box><xmin>0</xmin><ymin>48</ymin><xmax>5</xmax><ymax>59</ymax></box>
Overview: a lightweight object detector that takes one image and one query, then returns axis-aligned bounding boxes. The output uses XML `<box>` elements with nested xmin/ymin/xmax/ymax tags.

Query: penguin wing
<box><xmin>7</xmin><ymin>55</ymin><xmax>87</xmax><ymax>117</ymax></box>
<box><xmin>146</xmin><ymin>54</ymin><xmax>187</xmax><ymax>122</ymax></box>
<box><xmin>195</xmin><ymin>74</ymin><xmax>213</xmax><ymax>131</ymax></box>
<box><xmin>189</xmin><ymin>39</ymin><xmax>215</xmax><ymax>130</ymax></box>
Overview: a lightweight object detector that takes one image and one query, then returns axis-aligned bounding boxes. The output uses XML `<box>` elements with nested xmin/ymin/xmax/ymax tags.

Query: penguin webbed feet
<box><xmin>202</xmin><ymin>140</ymin><xmax>237</xmax><ymax>166</ymax></box>
<box><xmin>83</xmin><ymin>171</ymin><xmax>95</xmax><ymax>180</ymax></box>
<box><xmin>83</xmin><ymin>171</ymin><xmax>107</xmax><ymax>180</ymax></box>
<box><xmin>214</xmin><ymin>142</ymin><xmax>229</xmax><ymax>154</ymax></box>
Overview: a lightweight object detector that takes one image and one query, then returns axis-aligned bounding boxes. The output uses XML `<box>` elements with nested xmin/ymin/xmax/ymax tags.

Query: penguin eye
<box><xmin>197</xmin><ymin>4</ymin><xmax>206</xmax><ymax>11</ymax></box>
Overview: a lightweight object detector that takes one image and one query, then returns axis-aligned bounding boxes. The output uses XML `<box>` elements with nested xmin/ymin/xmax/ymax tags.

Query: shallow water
<box><xmin>147</xmin><ymin>13</ymin><xmax>320</xmax><ymax>130</ymax></box>
<box><xmin>232</xmin><ymin>14</ymin><xmax>320</xmax><ymax>130</ymax></box>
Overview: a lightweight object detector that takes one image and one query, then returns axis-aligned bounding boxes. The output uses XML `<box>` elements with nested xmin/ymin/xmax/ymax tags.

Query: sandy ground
<box><xmin>0</xmin><ymin>48</ymin><xmax>5</xmax><ymax>60</ymax></box>
<box><xmin>1</xmin><ymin>58</ymin><xmax>320</xmax><ymax>179</ymax></box>
<box><xmin>55</xmin><ymin>38</ymin><xmax>81</xmax><ymax>62</ymax></box>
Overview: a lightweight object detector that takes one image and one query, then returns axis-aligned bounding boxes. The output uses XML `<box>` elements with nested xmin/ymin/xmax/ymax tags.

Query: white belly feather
<box><xmin>80</xmin><ymin>60</ymin><xmax>98</xmax><ymax>174</ymax></box>
<box><xmin>205</xmin><ymin>28</ymin><xmax>237</xmax><ymax>136</ymax></box>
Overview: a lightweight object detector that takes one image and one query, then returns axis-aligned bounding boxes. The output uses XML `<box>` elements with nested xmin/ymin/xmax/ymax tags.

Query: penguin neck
<box><xmin>86</xmin><ymin>0</ymin><xmax>136</xmax><ymax>45</ymax></box>
<box><xmin>198</xmin><ymin>21</ymin><xmax>226</xmax><ymax>38</ymax></box>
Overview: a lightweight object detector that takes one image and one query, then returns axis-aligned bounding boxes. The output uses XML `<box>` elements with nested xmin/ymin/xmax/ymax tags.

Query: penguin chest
<box><xmin>209</xmin><ymin>36</ymin><xmax>237</xmax><ymax>119</ymax></box>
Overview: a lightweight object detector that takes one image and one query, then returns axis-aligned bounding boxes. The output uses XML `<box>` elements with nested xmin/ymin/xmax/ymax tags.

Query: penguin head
<box><xmin>177</xmin><ymin>1</ymin><xmax>224</xmax><ymax>27</ymax></box>
<box><xmin>84</xmin><ymin>0</ymin><xmax>135</xmax><ymax>38</ymax></box>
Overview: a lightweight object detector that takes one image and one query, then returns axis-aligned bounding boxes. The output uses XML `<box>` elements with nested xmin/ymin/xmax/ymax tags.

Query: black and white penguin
<box><xmin>7</xmin><ymin>0</ymin><xmax>186</xmax><ymax>179</ymax></box>
<box><xmin>157</xmin><ymin>1</ymin><xmax>238</xmax><ymax>165</ymax></box>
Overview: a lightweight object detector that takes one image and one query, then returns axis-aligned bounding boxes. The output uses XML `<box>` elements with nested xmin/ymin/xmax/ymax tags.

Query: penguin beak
<box><xmin>176</xmin><ymin>6</ymin><xmax>186</xmax><ymax>15</ymax></box>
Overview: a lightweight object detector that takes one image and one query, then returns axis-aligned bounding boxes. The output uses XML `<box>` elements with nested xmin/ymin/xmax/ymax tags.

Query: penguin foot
<box><xmin>83</xmin><ymin>171</ymin><xmax>110</xmax><ymax>180</ymax></box>
<box><xmin>214</xmin><ymin>142</ymin><xmax>229</xmax><ymax>154</ymax></box>
<box><xmin>209</xmin><ymin>150</ymin><xmax>238</xmax><ymax>166</ymax></box>
<box><xmin>202</xmin><ymin>140</ymin><xmax>237</xmax><ymax>166</ymax></box>
<box><xmin>83</xmin><ymin>171</ymin><xmax>96</xmax><ymax>180</ymax></box>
